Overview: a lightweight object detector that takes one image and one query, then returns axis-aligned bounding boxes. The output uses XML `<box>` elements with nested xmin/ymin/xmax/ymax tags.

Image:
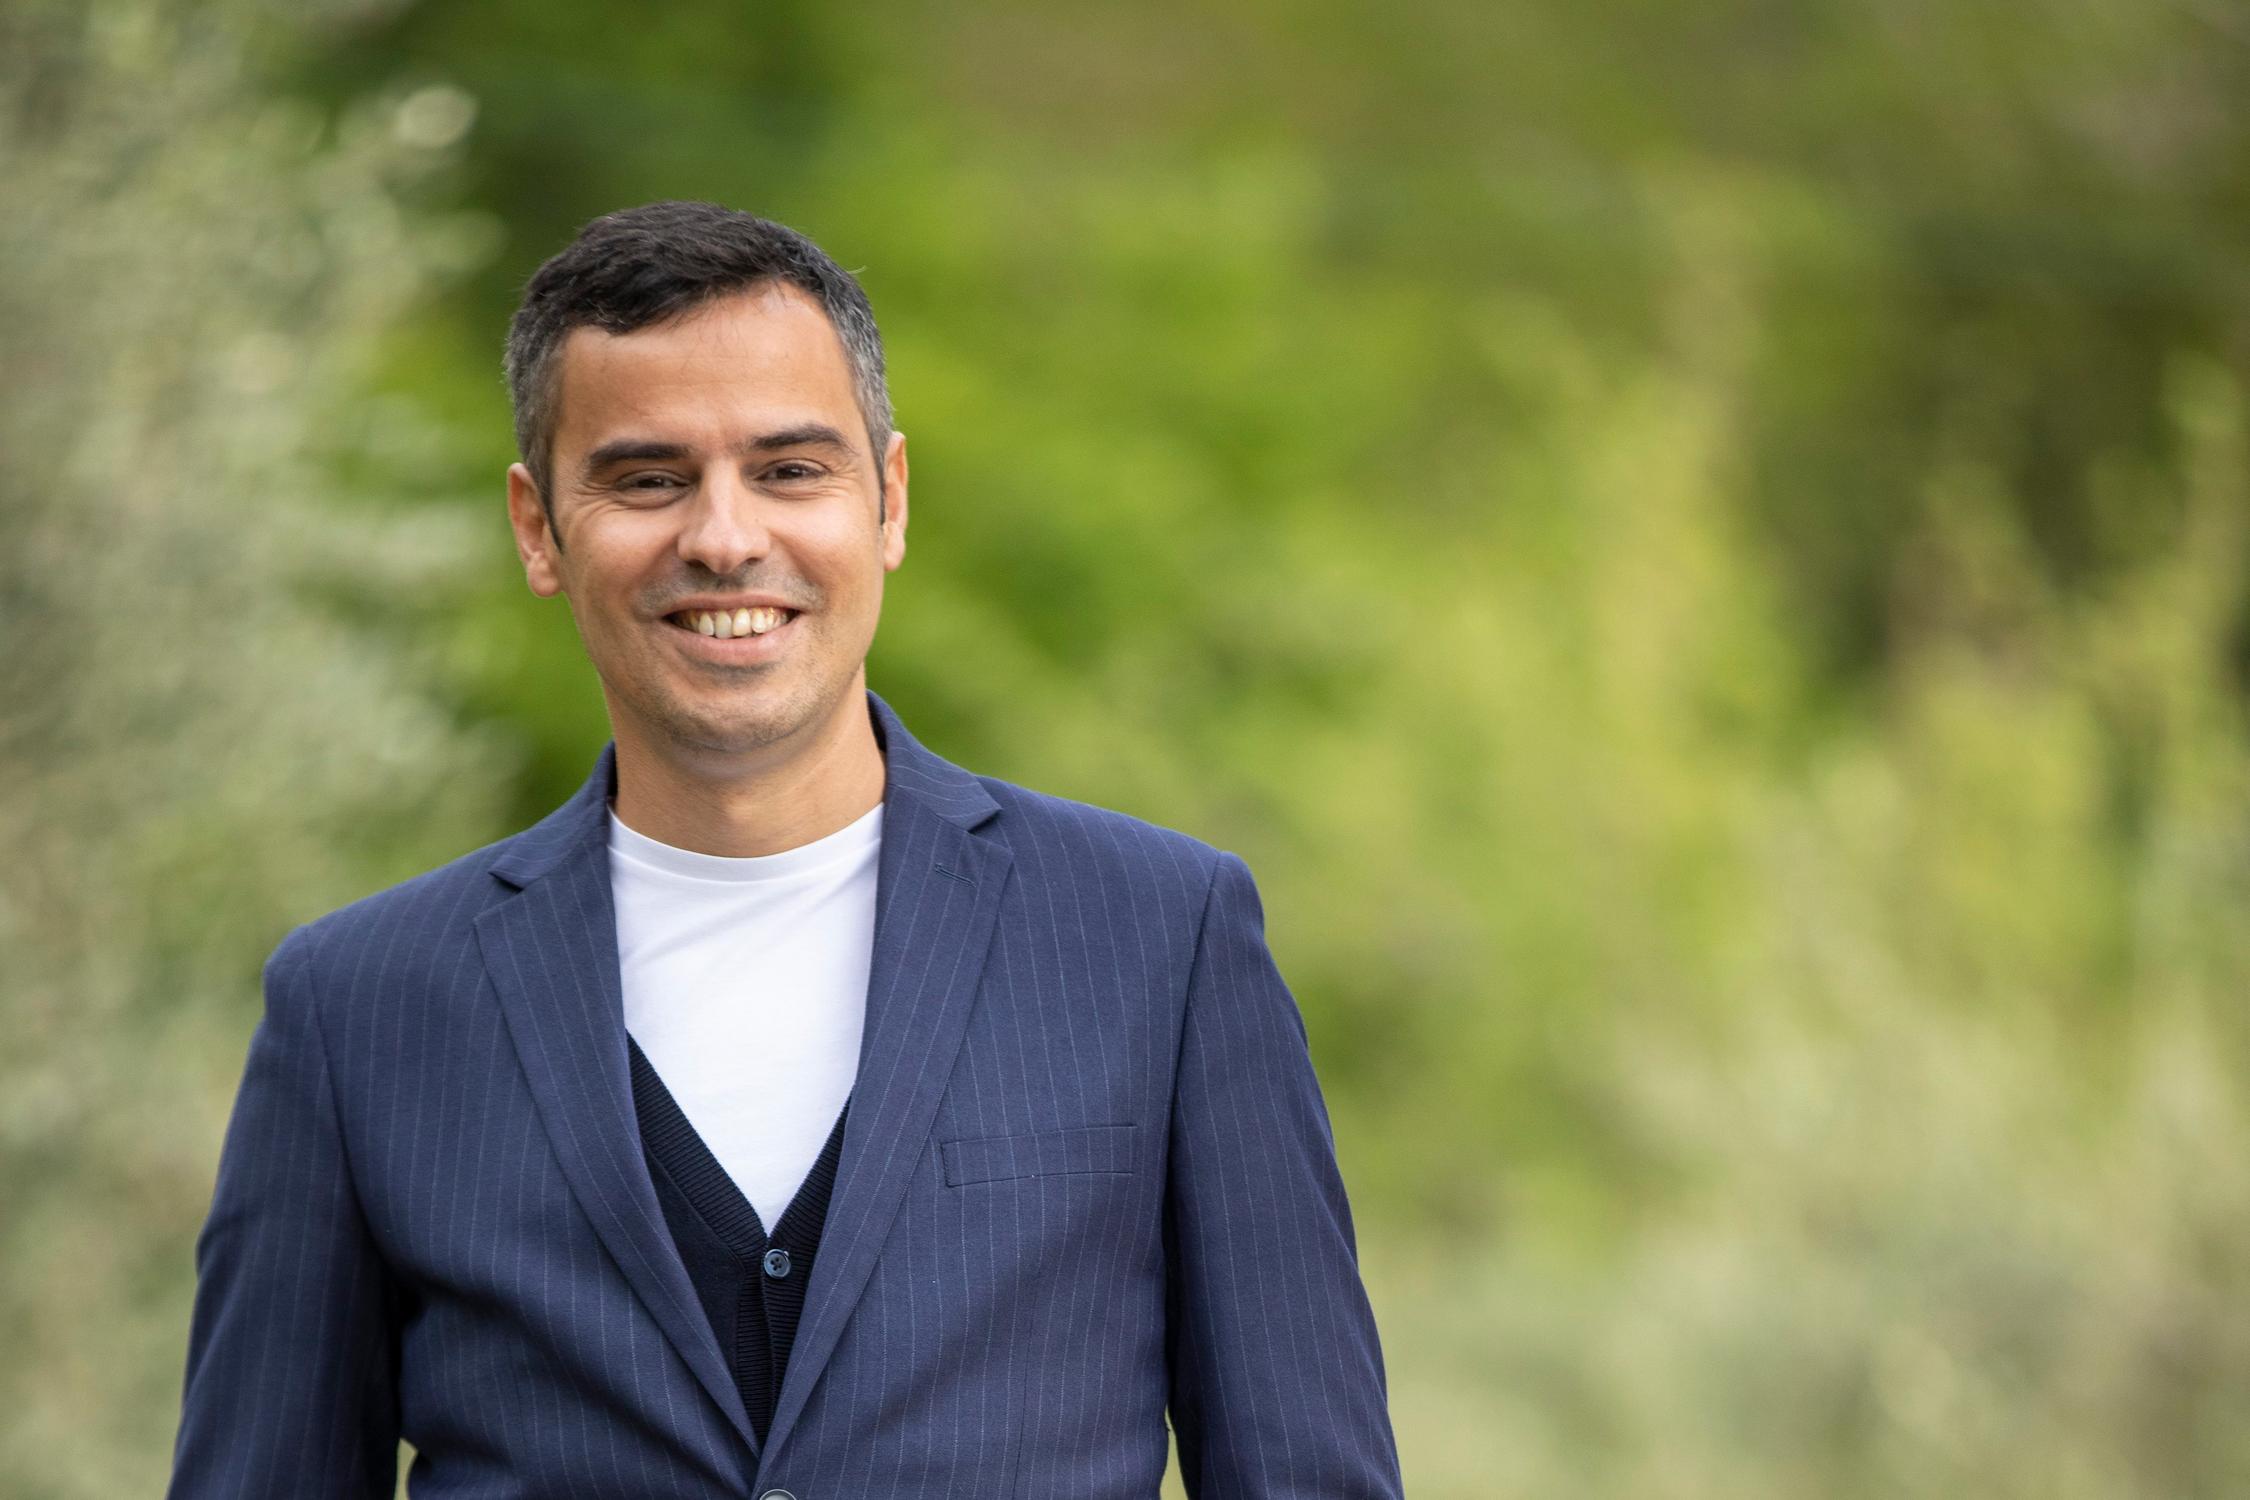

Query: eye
<box><xmin>621</xmin><ymin>472</ymin><xmax>685</xmax><ymax>492</ymax></box>
<box><xmin>765</xmin><ymin>460</ymin><xmax>825</xmax><ymax>483</ymax></box>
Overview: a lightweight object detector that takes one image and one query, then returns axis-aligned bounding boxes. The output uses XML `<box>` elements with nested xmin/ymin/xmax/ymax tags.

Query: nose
<box><xmin>674</xmin><ymin>467</ymin><xmax>771</xmax><ymax>576</ymax></box>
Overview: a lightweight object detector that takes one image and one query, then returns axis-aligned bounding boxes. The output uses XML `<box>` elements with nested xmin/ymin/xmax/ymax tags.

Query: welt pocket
<box><xmin>940</xmin><ymin>1123</ymin><xmax>1138</xmax><ymax>1187</ymax></box>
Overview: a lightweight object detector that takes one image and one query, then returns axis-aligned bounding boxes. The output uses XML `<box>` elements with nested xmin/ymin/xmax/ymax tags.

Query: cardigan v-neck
<box><xmin>628</xmin><ymin>1035</ymin><xmax>848</xmax><ymax>1445</ymax></box>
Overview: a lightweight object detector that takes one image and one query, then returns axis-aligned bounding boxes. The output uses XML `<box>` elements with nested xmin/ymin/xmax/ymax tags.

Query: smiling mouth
<box><xmin>664</xmin><ymin>606</ymin><xmax>799</xmax><ymax>639</ymax></box>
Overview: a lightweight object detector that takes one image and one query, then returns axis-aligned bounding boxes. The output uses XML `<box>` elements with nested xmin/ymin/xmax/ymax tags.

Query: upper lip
<box><xmin>659</xmin><ymin>595</ymin><xmax>804</xmax><ymax>617</ymax></box>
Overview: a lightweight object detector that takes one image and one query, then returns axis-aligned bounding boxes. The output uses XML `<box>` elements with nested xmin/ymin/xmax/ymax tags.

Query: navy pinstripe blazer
<box><xmin>170</xmin><ymin>692</ymin><xmax>1403</xmax><ymax>1499</ymax></box>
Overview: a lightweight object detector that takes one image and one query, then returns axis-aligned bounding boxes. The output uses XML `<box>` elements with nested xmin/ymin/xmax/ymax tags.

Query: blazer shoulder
<box><xmin>975</xmin><ymin>774</ymin><xmax>1230</xmax><ymax>908</ymax></box>
<box><xmin>279</xmin><ymin>829</ymin><xmax>522</xmax><ymax>988</ymax></box>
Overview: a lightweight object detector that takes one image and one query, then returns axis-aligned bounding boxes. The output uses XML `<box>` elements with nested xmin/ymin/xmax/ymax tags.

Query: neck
<box><xmin>608</xmin><ymin>681</ymin><xmax>886</xmax><ymax>857</ymax></box>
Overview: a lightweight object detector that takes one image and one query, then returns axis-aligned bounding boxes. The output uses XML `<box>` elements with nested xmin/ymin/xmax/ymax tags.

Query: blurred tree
<box><xmin>0</xmin><ymin>2</ymin><xmax>506</xmax><ymax>1493</ymax></box>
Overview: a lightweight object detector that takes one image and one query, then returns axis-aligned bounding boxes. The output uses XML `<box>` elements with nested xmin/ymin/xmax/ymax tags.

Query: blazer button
<box><xmin>762</xmin><ymin>1248</ymin><xmax>792</xmax><ymax>1279</ymax></box>
<box><xmin>759</xmin><ymin>1491</ymin><xmax>796</xmax><ymax>1500</ymax></box>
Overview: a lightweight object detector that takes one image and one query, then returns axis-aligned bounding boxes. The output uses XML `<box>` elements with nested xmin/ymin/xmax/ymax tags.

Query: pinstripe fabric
<box><xmin>169</xmin><ymin>692</ymin><xmax>1403</xmax><ymax>1499</ymax></box>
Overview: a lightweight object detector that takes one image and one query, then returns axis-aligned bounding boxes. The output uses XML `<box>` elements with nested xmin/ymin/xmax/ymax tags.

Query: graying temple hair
<box><xmin>503</xmin><ymin>201</ymin><xmax>892</xmax><ymax>535</ymax></box>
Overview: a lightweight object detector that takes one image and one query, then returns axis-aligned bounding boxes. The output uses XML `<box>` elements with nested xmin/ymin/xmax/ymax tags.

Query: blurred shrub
<box><xmin>1379</xmin><ymin>354</ymin><xmax>2250</xmax><ymax>1497</ymax></box>
<box><xmin>0</xmin><ymin>2</ymin><xmax>506</xmax><ymax>1494</ymax></box>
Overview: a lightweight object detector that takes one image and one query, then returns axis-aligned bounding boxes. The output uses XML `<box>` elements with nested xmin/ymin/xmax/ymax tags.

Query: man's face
<box><xmin>505</xmin><ymin>283</ymin><xmax>908</xmax><ymax>764</ymax></box>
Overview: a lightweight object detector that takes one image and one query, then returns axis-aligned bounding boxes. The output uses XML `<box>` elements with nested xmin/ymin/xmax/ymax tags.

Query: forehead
<box><xmin>550</xmin><ymin>283</ymin><xmax>860</xmax><ymax>455</ymax></box>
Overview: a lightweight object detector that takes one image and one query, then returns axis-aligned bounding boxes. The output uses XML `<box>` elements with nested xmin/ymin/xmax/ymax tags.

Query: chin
<box><xmin>664</xmin><ymin>696</ymin><xmax>826</xmax><ymax>756</ymax></box>
<box><xmin>619</xmin><ymin>663</ymin><xmax>858</xmax><ymax>759</ymax></box>
<box><xmin>668</xmin><ymin>713</ymin><xmax>799</xmax><ymax>756</ymax></box>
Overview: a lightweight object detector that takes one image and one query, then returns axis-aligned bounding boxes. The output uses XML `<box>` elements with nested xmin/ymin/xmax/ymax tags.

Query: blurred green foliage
<box><xmin>3</xmin><ymin>0</ymin><xmax>2247</xmax><ymax>1495</ymax></box>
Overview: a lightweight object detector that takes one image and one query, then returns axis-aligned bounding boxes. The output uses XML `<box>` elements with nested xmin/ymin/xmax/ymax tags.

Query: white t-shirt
<box><xmin>607</xmin><ymin>802</ymin><xmax>880</xmax><ymax>1231</ymax></box>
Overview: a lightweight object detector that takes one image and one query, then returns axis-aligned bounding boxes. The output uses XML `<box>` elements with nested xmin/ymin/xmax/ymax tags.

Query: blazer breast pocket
<box><xmin>940</xmin><ymin>1123</ymin><xmax>1138</xmax><ymax>1187</ymax></box>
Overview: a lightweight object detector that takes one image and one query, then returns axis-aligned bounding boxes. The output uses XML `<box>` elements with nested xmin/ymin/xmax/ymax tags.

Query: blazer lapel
<box><xmin>473</xmin><ymin>745</ymin><xmax>760</xmax><ymax>1459</ymax></box>
<box><xmin>761</xmin><ymin>694</ymin><xmax>1012</xmax><ymax>1459</ymax></box>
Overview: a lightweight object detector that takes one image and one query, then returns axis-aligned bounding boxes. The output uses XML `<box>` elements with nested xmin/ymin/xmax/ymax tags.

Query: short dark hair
<box><xmin>504</xmin><ymin>201</ymin><xmax>893</xmax><ymax>532</ymax></box>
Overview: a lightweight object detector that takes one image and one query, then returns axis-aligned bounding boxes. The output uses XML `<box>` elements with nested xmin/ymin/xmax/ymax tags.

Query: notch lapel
<box><xmin>761</xmin><ymin>696</ymin><xmax>1012</xmax><ymax>1459</ymax></box>
<box><xmin>473</xmin><ymin>746</ymin><xmax>759</xmax><ymax>1460</ymax></box>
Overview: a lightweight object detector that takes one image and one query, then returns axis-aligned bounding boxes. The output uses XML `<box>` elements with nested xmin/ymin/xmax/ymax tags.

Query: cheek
<box><xmin>797</xmin><ymin>524</ymin><xmax>887</xmax><ymax>599</ymax></box>
<box><xmin>561</xmin><ymin>529</ymin><xmax>666</xmax><ymax>621</ymax></box>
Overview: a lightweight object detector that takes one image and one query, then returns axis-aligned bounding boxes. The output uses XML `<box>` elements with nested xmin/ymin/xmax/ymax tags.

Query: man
<box><xmin>170</xmin><ymin>200</ymin><xmax>1403</xmax><ymax>1499</ymax></box>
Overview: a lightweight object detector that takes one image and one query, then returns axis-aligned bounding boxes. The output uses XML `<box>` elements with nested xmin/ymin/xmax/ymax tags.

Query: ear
<box><xmin>879</xmin><ymin>430</ymin><xmax>909</xmax><ymax>572</ymax></box>
<box><xmin>506</xmin><ymin>463</ymin><xmax>565</xmax><ymax>597</ymax></box>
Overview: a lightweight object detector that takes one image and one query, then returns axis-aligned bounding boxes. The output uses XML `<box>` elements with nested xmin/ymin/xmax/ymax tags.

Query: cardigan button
<box><xmin>762</xmin><ymin>1248</ymin><xmax>793</xmax><ymax>1279</ymax></box>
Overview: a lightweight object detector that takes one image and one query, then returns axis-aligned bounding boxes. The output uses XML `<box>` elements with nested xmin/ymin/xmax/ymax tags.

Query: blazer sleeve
<box><xmin>1164</xmin><ymin>852</ymin><xmax>1405</xmax><ymax>1499</ymax></box>
<box><xmin>168</xmin><ymin>926</ymin><xmax>401</xmax><ymax>1500</ymax></box>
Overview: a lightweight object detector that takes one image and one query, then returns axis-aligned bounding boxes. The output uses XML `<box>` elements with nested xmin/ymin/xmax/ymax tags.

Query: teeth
<box><xmin>682</xmin><ymin>607</ymin><xmax>790</xmax><ymax>638</ymax></box>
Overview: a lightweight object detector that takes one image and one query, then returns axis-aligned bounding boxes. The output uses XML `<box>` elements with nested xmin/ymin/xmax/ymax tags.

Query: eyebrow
<box><xmin>744</xmin><ymin>423</ymin><xmax>857</xmax><ymax>458</ymax></box>
<box><xmin>581</xmin><ymin>439</ymin><xmax>691</xmax><ymax>476</ymax></box>
<box><xmin>580</xmin><ymin>424</ymin><xmax>858</xmax><ymax>480</ymax></box>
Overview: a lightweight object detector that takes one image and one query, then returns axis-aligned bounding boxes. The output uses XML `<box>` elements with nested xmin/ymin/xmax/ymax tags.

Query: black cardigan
<box><xmin>628</xmin><ymin>1035</ymin><xmax>848</xmax><ymax>1446</ymax></box>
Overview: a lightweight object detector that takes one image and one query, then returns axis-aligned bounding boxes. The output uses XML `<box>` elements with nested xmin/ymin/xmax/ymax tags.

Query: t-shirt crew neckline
<box><xmin>606</xmin><ymin>800</ymin><xmax>884</xmax><ymax>885</ymax></box>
